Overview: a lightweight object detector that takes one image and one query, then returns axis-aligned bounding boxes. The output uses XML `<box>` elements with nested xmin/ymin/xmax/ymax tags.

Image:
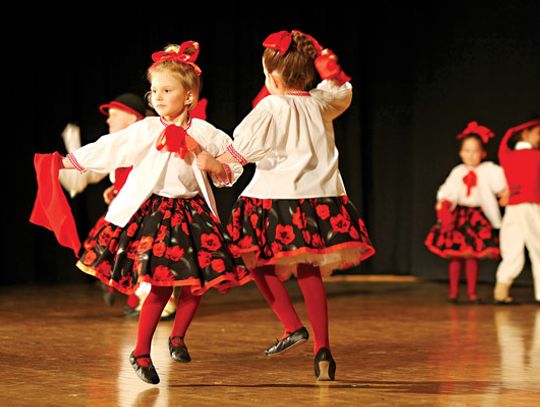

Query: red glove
<box><xmin>314</xmin><ymin>49</ymin><xmax>351</xmax><ymax>85</ymax></box>
<box><xmin>436</xmin><ymin>200</ymin><xmax>455</xmax><ymax>233</ymax></box>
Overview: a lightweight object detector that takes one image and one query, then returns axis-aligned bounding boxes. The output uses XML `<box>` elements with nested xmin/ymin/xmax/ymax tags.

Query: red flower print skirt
<box><xmin>226</xmin><ymin>196</ymin><xmax>375</xmax><ymax>279</ymax></box>
<box><xmin>425</xmin><ymin>205</ymin><xmax>500</xmax><ymax>259</ymax></box>
<box><xmin>76</xmin><ymin>194</ymin><xmax>250</xmax><ymax>295</ymax></box>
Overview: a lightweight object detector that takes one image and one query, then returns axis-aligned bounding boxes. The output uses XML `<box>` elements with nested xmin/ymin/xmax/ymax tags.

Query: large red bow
<box><xmin>149</xmin><ymin>41</ymin><xmax>202</xmax><ymax>75</ymax></box>
<box><xmin>156</xmin><ymin>124</ymin><xmax>188</xmax><ymax>159</ymax></box>
<box><xmin>462</xmin><ymin>170</ymin><xmax>477</xmax><ymax>197</ymax></box>
<box><xmin>156</xmin><ymin>119</ymin><xmax>201</xmax><ymax>158</ymax></box>
<box><xmin>263</xmin><ymin>31</ymin><xmax>292</xmax><ymax>56</ymax></box>
<box><xmin>456</xmin><ymin>121</ymin><xmax>494</xmax><ymax>144</ymax></box>
<box><xmin>263</xmin><ymin>30</ymin><xmax>323</xmax><ymax>57</ymax></box>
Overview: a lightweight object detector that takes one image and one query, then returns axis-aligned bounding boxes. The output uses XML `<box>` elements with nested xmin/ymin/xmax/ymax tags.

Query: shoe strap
<box><xmin>170</xmin><ymin>335</ymin><xmax>184</xmax><ymax>340</ymax></box>
<box><xmin>132</xmin><ymin>353</ymin><xmax>151</xmax><ymax>360</ymax></box>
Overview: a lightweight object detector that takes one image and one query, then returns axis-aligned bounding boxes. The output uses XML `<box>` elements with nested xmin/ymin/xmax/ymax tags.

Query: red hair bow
<box><xmin>263</xmin><ymin>31</ymin><xmax>292</xmax><ymax>56</ymax></box>
<box><xmin>263</xmin><ymin>30</ymin><xmax>324</xmax><ymax>57</ymax></box>
<box><xmin>149</xmin><ymin>41</ymin><xmax>202</xmax><ymax>75</ymax></box>
<box><xmin>456</xmin><ymin>121</ymin><xmax>494</xmax><ymax>144</ymax></box>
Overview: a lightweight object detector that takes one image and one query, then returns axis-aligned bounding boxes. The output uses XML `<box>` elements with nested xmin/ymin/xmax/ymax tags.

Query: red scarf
<box><xmin>29</xmin><ymin>152</ymin><xmax>81</xmax><ymax>256</ymax></box>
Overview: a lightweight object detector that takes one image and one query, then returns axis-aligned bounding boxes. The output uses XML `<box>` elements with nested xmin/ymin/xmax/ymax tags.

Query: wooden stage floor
<box><xmin>1</xmin><ymin>278</ymin><xmax>539</xmax><ymax>406</ymax></box>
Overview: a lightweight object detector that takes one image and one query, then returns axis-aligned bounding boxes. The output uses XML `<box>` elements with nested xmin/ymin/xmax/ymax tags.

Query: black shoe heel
<box><xmin>314</xmin><ymin>347</ymin><xmax>336</xmax><ymax>381</ymax></box>
<box><xmin>129</xmin><ymin>352</ymin><xmax>160</xmax><ymax>384</ymax></box>
<box><xmin>264</xmin><ymin>327</ymin><xmax>309</xmax><ymax>356</ymax></box>
<box><xmin>169</xmin><ymin>336</ymin><xmax>191</xmax><ymax>363</ymax></box>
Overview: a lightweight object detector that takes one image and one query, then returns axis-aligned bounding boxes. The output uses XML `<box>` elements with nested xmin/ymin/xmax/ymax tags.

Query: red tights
<box><xmin>252</xmin><ymin>264</ymin><xmax>329</xmax><ymax>354</ymax></box>
<box><xmin>448</xmin><ymin>258</ymin><xmax>479</xmax><ymax>300</ymax></box>
<box><xmin>133</xmin><ymin>285</ymin><xmax>201</xmax><ymax>365</ymax></box>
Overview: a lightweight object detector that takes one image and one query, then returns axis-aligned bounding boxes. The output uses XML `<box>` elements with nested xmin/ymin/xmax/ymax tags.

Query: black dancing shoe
<box><xmin>129</xmin><ymin>352</ymin><xmax>160</xmax><ymax>384</ymax></box>
<box><xmin>264</xmin><ymin>327</ymin><xmax>309</xmax><ymax>356</ymax></box>
<box><xmin>314</xmin><ymin>347</ymin><xmax>336</xmax><ymax>381</ymax></box>
<box><xmin>168</xmin><ymin>336</ymin><xmax>191</xmax><ymax>363</ymax></box>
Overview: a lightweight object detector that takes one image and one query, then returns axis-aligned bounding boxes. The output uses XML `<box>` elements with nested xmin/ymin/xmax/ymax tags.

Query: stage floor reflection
<box><xmin>1</xmin><ymin>278</ymin><xmax>539</xmax><ymax>406</ymax></box>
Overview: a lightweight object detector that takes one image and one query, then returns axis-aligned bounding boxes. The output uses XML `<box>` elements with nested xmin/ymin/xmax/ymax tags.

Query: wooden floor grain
<box><xmin>1</xmin><ymin>278</ymin><xmax>539</xmax><ymax>406</ymax></box>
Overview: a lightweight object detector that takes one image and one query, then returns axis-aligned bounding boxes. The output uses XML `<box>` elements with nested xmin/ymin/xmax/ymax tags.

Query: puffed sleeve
<box><xmin>228</xmin><ymin>105</ymin><xmax>276</xmax><ymax>165</ymax></box>
<box><xmin>67</xmin><ymin>120</ymin><xmax>153</xmax><ymax>174</ymax></box>
<box><xmin>436</xmin><ymin>166</ymin><xmax>462</xmax><ymax>204</ymax></box>
<box><xmin>487</xmin><ymin>162</ymin><xmax>507</xmax><ymax>194</ymax></box>
<box><xmin>310</xmin><ymin>80</ymin><xmax>352</xmax><ymax>120</ymax></box>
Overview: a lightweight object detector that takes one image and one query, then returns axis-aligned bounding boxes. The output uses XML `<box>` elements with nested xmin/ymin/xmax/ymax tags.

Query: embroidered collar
<box><xmin>285</xmin><ymin>91</ymin><xmax>311</xmax><ymax>96</ymax></box>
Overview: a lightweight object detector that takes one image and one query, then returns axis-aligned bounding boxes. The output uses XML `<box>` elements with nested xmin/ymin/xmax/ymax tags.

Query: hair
<box><xmin>263</xmin><ymin>31</ymin><xmax>318</xmax><ymax>90</ymax></box>
<box><xmin>146</xmin><ymin>43</ymin><xmax>201</xmax><ymax>111</ymax></box>
<box><xmin>459</xmin><ymin>134</ymin><xmax>486</xmax><ymax>152</ymax></box>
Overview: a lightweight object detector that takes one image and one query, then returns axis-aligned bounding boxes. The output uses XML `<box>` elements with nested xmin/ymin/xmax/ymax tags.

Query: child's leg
<box><xmin>523</xmin><ymin>217</ymin><xmax>540</xmax><ymax>301</ymax></box>
<box><xmin>495</xmin><ymin>207</ymin><xmax>526</xmax><ymax>300</ymax></box>
<box><xmin>252</xmin><ymin>265</ymin><xmax>303</xmax><ymax>336</ymax></box>
<box><xmin>170</xmin><ymin>286</ymin><xmax>202</xmax><ymax>343</ymax></box>
<box><xmin>448</xmin><ymin>258</ymin><xmax>462</xmax><ymax>300</ymax></box>
<box><xmin>465</xmin><ymin>258</ymin><xmax>479</xmax><ymax>300</ymax></box>
<box><xmin>296</xmin><ymin>264</ymin><xmax>329</xmax><ymax>354</ymax></box>
<box><xmin>133</xmin><ymin>285</ymin><xmax>173</xmax><ymax>366</ymax></box>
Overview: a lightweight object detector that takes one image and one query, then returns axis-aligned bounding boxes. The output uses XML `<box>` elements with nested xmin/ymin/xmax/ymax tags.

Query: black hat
<box><xmin>99</xmin><ymin>93</ymin><xmax>146</xmax><ymax>120</ymax></box>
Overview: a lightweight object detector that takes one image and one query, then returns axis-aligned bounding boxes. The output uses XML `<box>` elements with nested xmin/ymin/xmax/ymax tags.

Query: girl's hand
<box><xmin>196</xmin><ymin>150</ymin><xmax>226</xmax><ymax>176</ymax></box>
<box><xmin>103</xmin><ymin>185</ymin><xmax>117</xmax><ymax>205</ymax></box>
<box><xmin>497</xmin><ymin>187</ymin><xmax>510</xmax><ymax>207</ymax></box>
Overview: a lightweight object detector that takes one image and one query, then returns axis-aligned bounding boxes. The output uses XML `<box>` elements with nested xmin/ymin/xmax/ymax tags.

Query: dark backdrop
<box><xmin>5</xmin><ymin>2</ymin><xmax>540</xmax><ymax>285</ymax></box>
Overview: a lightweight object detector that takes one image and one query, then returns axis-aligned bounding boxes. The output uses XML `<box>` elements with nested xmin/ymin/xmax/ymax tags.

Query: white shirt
<box><xmin>68</xmin><ymin>117</ymin><xmax>242</xmax><ymax>227</ymax></box>
<box><xmin>437</xmin><ymin>161</ymin><xmax>507</xmax><ymax>228</ymax></box>
<box><xmin>230</xmin><ymin>80</ymin><xmax>352</xmax><ymax>199</ymax></box>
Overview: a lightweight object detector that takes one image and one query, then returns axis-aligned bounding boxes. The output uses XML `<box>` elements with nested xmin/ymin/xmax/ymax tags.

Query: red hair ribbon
<box><xmin>263</xmin><ymin>30</ymin><xmax>325</xmax><ymax>57</ymax></box>
<box><xmin>462</xmin><ymin>170</ymin><xmax>477</xmax><ymax>197</ymax></box>
<box><xmin>149</xmin><ymin>41</ymin><xmax>202</xmax><ymax>75</ymax></box>
<box><xmin>262</xmin><ymin>31</ymin><xmax>292</xmax><ymax>56</ymax></box>
<box><xmin>456</xmin><ymin>121</ymin><xmax>494</xmax><ymax>144</ymax></box>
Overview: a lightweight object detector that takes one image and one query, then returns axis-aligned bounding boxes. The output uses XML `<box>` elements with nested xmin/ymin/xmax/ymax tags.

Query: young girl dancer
<box><xmin>59</xmin><ymin>41</ymin><xmax>249</xmax><ymax>384</ymax></box>
<box><xmin>425</xmin><ymin>121</ymin><xmax>508</xmax><ymax>303</ymax></box>
<box><xmin>200</xmin><ymin>30</ymin><xmax>375</xmax><ymax>381</ymax></box>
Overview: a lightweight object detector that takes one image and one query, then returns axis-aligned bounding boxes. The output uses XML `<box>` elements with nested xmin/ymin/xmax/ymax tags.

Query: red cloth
<box><xmin>252</xmin><ymin>85</ymin><xmax>271</xmax><ymax>108</ymax></box>
<box><xmin>498</xmin><ymin>119</ymin><xmax>540</xmax><ymax>205</ymax></box>
<box><xmin>437</xmin><ymin>200</ymin><xmax>455</xmax><ymax>232</ymax></box>
<box><xmin>113</xmin><ymin>166</ymin><xmax>133</xmax><ymax>192</ymax></box>
<box><xmin>191</xmin><ymin>98</ymin><xmax>208</xmax><ymax>120</ymax></box>
<box><xmin>29</xmin><ymin>152</ymin><xmax>81</xmax><ymax>256</ymax></box>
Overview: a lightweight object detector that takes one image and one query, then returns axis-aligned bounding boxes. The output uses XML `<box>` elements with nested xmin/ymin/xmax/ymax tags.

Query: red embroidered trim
<box><xmin>160</xmin><ymin>116</ymin><xmax>192</xmax><ymax>130</ymax></box>
<box><xmin>285</xmin><ymin>91</ymin><xmax>311</xmax><ymax>96</ymax></box>
<box><xmin>227</xmin><ymin>144</ymin><xmax>248</xmax><ymax>166</ymax></box>
<box><xmin>222</xmin><ymin>163</ymin><xmax>233</xmax><ymax>185</ymax></box>
<box><xmin>67</xmin><ymin>153</ymin><xmax>85</xmax><ymax>172</ymax></box>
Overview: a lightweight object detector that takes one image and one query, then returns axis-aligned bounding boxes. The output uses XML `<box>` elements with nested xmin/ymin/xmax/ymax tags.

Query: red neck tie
<box><xmin>462</xmin><ymin>170</ymin><xmax>477</xmax><ymax>197</ymax></box>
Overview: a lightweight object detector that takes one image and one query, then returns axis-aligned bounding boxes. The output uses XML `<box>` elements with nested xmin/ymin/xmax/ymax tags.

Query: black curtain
<box><xmin>5</xmin><ymin>2</ymin><xmax>540</xmax><ymax>285</ymax></box>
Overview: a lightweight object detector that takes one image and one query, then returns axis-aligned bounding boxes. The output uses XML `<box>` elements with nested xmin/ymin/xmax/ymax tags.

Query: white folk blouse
<box><xmin>228</xmin><ymin>80</ymin><xmax>352</xmax><ymax>199</ymax></box>
<box><xmin>436</xmin><ymin>161</ymin><xmax>507</xmax><ymax>228</ymax></box>
<box><xmin>68</xmin><ymin>117</ymin><xmax>242</xmax><ymax>227</ymax></box>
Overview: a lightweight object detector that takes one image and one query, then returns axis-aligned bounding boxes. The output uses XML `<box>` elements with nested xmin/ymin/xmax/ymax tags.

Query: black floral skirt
<box><xmin>77</xmin><ymin>194</ymin><xmax>250</xmax><ymax>295</ymax></box>
<box><xmin>226</xmin><ymin>196</ymin><xmax>375</xmax><ymax>279</ymax></box>
<box><xmin>425</xmin><ymin>205</ymin><xmax>500</xmax><ymax>259</ymax></box>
